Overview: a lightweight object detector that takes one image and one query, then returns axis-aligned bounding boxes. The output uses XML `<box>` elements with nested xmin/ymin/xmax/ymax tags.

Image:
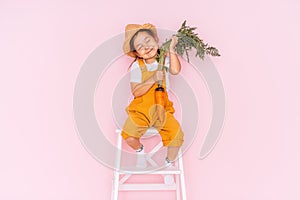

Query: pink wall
<box><xmin>1</xmin><ymin>0</ymin><xmax>300</xmax><ymax>199</ymax></box>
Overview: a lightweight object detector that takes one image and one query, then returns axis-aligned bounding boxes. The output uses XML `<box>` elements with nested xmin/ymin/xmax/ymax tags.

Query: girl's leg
<box><xmin>154</xmin><ymin>113</ymin><xmax>184</xmax><ymax>162</ymax></box>
<box><xmin>125</xmin><ymin>136</ymin><xmax>142</xmax><ymax>150</ymax></box>
<box><xmin>167</xmin><ymin>146</ymin><xmax>180</xmax><ymax>161</ymax></box>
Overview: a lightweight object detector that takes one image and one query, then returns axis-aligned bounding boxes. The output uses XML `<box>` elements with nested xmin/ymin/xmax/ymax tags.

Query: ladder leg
<box><xmin>175</xmin><ymin>174</ymin><xmax>181</xmax><ymax>200</ymax></box>
<box><xmin>112</xmin><ymin>171</ymin><xmax>120</xmax><ymax>200</ymax></box>
<box><xmin>178</xmin><ymin>150</ymin><xmax>187</xmax><ymax>200</ymax></box>
<box><xmin>111</xmin><ymin>132</ymin><xmax>123</xmax><ymax>200</ymax></box>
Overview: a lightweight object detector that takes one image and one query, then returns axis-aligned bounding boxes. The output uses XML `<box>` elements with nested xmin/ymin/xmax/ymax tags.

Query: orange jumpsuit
<box><xmin>121</xmin><ymin>59</ymin><xmax>184</xmax><ymax>147</ymax></box>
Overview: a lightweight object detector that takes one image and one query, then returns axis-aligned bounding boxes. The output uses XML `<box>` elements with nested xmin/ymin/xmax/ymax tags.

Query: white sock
<box><xmin>136</xmin><ymin>144</ymin><xmax>147</xmax><ymax>168</ymax></box>
<box><xmin>164</xmin><ymin>157</ymin><xmax>175</xmax><ymax>185</ymax></box>
<box><xmin>165</xmin><ymin>157</ymin><xmax>173</xmax><ymax>165</ymax></box>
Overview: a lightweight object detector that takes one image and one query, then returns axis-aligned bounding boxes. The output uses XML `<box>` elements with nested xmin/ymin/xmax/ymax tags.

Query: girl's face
<box><xmin>133</xmin><ymin>31</ymin><xmax>159</xmax><ymax>61</ymax></box>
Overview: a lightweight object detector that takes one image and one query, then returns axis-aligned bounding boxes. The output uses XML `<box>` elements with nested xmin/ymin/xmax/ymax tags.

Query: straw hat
<box><xmin>123</xmin><ymin>23</ymin><xmax>158</xmax><ymax>58</ymax></box>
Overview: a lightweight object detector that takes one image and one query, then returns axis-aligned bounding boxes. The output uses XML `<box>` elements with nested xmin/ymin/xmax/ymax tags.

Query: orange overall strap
<box><xmin>137</xmin><ymin>59</ymin><xmax>147</xmax><ymax>72</ymax></box>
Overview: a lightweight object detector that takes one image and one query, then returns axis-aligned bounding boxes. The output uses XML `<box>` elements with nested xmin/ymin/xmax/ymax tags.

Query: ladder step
<box><xmin>116</xmin><ymin>128</ymin><xmax>158</xmax><ymax>136</ymax></box>
<box><xmin>119</xmin><ymin>184</ymin><xmax>177</xmax><ymax>191</ymax></box>
<box><xmin>120</xmin><ymin>170</ymin><xmax>181</xmax><ymax>175</ymax></box>
<box><xmin>119</xmin><ymin>168</ymin><xmax>181</xmax><ymax>175</ymax></box>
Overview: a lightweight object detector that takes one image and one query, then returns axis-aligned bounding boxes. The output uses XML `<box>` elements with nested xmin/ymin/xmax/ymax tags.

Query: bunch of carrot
<box><xmin>154</xmin><ymin>21</ymin><xmax>220</xmax><ymax>123</ymax></box>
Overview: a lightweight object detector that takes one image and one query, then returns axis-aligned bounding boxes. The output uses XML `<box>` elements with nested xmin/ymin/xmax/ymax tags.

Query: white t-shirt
<box><xmin>130</xmin><ymin>57</ymin><xmax>170</xmax><ymax>91</ymax></box>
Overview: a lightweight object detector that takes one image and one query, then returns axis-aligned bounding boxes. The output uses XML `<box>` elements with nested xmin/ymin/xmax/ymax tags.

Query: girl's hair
<box><xmin>128</xmin><ymin>29</ymin><xmax>157</xmax><ymax>70</ymax></box>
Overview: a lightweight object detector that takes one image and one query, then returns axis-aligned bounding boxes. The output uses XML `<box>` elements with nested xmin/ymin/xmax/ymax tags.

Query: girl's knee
<box><xmin>125</xmin><ymin>137</ymin><xmax>141</xmax><ymax>150</ymax></box>
<box><xmin>126</xmin><ymin>136</ymin><xmax>138</xmax><ymax>143</ymax></box>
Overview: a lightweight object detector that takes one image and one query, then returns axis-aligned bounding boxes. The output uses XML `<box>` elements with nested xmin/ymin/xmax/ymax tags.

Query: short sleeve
<box><xmin>129</xmin><ymin>61</ymin><xmax>142</xmax><ymax>83</ymax></box>
<box><xmin>165</xmin><ymin>56</ymin><xmax>170</xmax><ymax>68</ymax></box>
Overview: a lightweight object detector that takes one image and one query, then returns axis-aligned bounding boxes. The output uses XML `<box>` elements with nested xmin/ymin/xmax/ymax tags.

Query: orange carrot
<box><xmin>155</xmin><ymin>87</ymin><xmax>165</xmax><ymax>106</ymax></box>
<box><xmin>155</xmin><ymin>86</ymin><xmax>165</xmax><ymax>122</ymax></box>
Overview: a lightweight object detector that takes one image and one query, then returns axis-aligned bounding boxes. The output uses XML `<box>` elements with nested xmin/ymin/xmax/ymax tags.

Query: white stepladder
<box><xmin>112</xmin><ymin>128</ymin><xmax>187</xmax><ymax>200</ymax></box>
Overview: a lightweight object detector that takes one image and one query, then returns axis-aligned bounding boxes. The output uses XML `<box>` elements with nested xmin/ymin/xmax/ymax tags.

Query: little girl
<box><xmin>121</xmin><ymin>23</ymin><xmax>184</xmax><ymax>167</ymax></box>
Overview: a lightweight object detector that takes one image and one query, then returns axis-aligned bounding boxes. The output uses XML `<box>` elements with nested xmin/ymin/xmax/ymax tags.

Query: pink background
<box><xmin>1</xmin><ymin>0</ymin><xmax>300</xmax><ymax>199</ymax></box>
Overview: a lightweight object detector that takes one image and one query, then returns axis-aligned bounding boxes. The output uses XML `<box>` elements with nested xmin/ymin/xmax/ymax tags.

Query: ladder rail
<box><xmin>178</xmin><ymin>149</ymin><xmax>187</xmax><ymax>200</ymax></box>
<box><xmin>111</xmin><ymin>131</ymin><xmax>123</xmax><ymax>200</ymax></box>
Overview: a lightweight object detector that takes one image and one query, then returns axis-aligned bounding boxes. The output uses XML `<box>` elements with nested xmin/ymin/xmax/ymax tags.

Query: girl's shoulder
<box><xmin>129</xmin><ymin>60</ymin><xmax>140</xmax><ymax>71</ymax></box>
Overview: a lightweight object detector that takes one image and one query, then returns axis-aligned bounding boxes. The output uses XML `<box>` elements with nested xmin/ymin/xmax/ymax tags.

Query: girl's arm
<box><xmin>169</xmin><ymin>36</ymin><xmax>181</xmax><ymax>75</ymax></box>
<box><xmin>131</xmin><ymin>70</ymin><xmax>164</xmax><ymax>97</ymax></box>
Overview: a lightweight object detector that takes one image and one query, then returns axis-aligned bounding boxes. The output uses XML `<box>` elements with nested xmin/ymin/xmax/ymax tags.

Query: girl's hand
<box><xmin>153</xmin><ymin>70</ymin><xmax>165</xmax><ymax>82</ymax></box>
<box><xmin>169</xmin><ymin>36</ymin><xmax>178</xmax><ymax>53</ymax></box>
